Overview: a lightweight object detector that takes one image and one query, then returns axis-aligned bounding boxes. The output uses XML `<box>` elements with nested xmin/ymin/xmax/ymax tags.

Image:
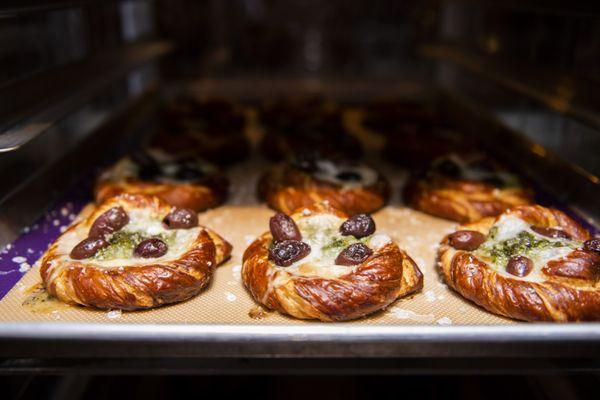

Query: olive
<box><xmin>163</xmin><ymin>208</ymin><xmax>198</xmax><ymax>229</ymax></box>
<box><xmin>335</xmin><ymin>243</ymin><xmax>373</xmax><ymax>266</ymax></box>
<box><xmin>269</xmin><ymin>213</ymin><xmax>301</xmax><ymax>241</ymax></box>
<box><xmin>134</xmin><ymin>238</ymin><xmax>168</xmax><ymax>258</ymax></box>
<box><xmin>174</xmin><ymin>164</ymin><xmax>204</xmax><ymax>181</ymax></box>
<box><xmin>89</xmin><ymin>207</ymin><xmax>129</xmax><ymax>238</ymax></box>
<box><xmin>583</xmin><ymin>239</ymin><xmax>600</xmax><ymax>253</ymax></box>
<box><xmin>434</xmin><ymin>158</ymin><xmax>462</xmax><ymax>178</ymax></box>
<box><xmin>506</xmin><ymin>255</ymin><xmax>533</xmax><ymax>277</ymax></box>
<box><xmin>340</xmin><ymin>214</ymin><xmax>376</xmax><ymax>238</ymax></box>
<box><xmin>70</xmin><ymin>236</ymin><xmax>109</xmax><ymax>260</ymax></box>
<box><xmin>531</xmin><ymin>226</ymin><xmax>571</xmax><ymax>239</ymax></box>
<box><xmin>131</xmin><ymin>151</ymin><xmax>161</xmax><ymax>180</ymax></box>
<box><xmin>268</xmin><ymin>240</ymin><xmax>310</xmax><ymax>267</ymax></box>
<box><xmin>336</xmin><ymin>171</ymin><xmax>362</xmax><ymax>182</ymax></box>
<box><xmin>448</xmin><ymin>230</ymin><xmax>486</xmax><ymax>251</ymax></box>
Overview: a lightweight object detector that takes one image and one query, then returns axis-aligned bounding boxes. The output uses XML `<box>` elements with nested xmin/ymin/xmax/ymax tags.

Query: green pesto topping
<box><xmin>93</xmin><ymin>230</ymin><xmax>175</xmax><ymax>261</ymax></box>
<box><xmin>476</xmin><ymin>231</ymin><xmax>574</xmax><ymax>266</ymax></box>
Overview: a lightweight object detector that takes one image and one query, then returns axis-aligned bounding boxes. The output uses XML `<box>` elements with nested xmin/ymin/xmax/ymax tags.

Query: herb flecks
<box><xmin>477</xmin><ymin>231</ymin><xmax>570</xmax><ymax>266</ymax></box>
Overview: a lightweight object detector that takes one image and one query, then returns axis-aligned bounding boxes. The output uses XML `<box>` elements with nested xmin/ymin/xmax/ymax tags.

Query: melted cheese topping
<box><xmin>274</xmin><ymin>214</ymin><xmax>390</xmax><ymax>281</ymax></box>
<box><xmin>54</xmin><ymin>208</ymin><xmax>201</xmax><ymax>269</ymax></box>
<box><xmin>311</xmin><ymin>160</ymin><xmax>378</xmax><ymax>189</ymax></box>
<box><xmin>474</xmin><ymin>214</ymin><xmax>580</xmax><ymax>282</ymax></box>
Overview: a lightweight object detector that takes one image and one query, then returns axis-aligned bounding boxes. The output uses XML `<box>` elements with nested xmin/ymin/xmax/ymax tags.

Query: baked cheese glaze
<box><xmin>272</xmin><ymin>213</ymin><xmax>391</xmax><ymax>283</ymax></box>
<box><xmin>474</xmin><ymin>214</ymin><xmax>580</xmax><ymax>282</ymax></box>
<box><xmin>311</xmin><ymin>160</ymin><xmax>378</xmax><ymax>189</ymax></box>
<box><xmin>54</xmin><ymin>208</ymin><xmax>202</xmax><ymax>268</ymax></box>
<box><xmin>435</xmin><ymin>154</ymin><xmax>519</xmax><ymax>188</ymax></box>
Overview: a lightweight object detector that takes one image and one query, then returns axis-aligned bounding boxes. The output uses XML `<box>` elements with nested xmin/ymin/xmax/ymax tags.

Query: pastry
<box><xmin>362</xmin><ymin>99</ymin><xmax>437</xmax><ymax>134</ymax></box>
<box><xmin>242</xmin><ymin>202</ymin><xmax>423</xmax><ymax>321</ymax></box>
<box><xmin>259</xmin><ymin>97</ymin><xmax>362</xmax><ymax>161</ymax></box>
<box><xmin>152</xmin><ymin>97</ymin><xmax>249</xmax><ymax>164</ymax></box>
<box><xmin>438</xmin><ymin>205</ymin><xmax>600</xmax><ymax>321</ymax></box>
<box><xmin>95</xmin><ymin>149</ymin><xmax>228</xmax><ymax>212</ymax></box>
<box><xmin>258</xmin><ymin>156</ymin><xmax>390</xmax><ymax>216</ymax></box>
<box><xmin>40</xmin><ymin>194</ymin><xmax>232</xmax><ymax>310</ymax></box>
<box><xmin>404</xmin><ymin>153</ymin><xmax>533</xmax><ymax>222</ymax></box>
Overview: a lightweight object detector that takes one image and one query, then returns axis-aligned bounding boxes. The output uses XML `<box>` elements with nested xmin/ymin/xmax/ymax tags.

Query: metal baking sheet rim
<box><xmin>1</xmin><ymin>323</ymin><xmax>600</xmax><ymax>358</ymax></box>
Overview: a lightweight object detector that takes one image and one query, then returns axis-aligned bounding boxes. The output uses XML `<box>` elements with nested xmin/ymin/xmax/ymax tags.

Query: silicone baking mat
<box><xmin>0</xmin><ymin>108</ymin><xmax>592</xmax><ymax>325</ymax></box>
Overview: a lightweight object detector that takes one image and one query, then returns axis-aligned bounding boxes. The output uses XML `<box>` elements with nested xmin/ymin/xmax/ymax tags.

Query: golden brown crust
<box><xmin>405</xmin><ymin>175</ymin><xmax>533</xmax><ymax>223</ymax></box>
<box><xmin>438</xmin><ymin>205</ymin><xmax>600</xmax><ymax>321</ymax></box>
<box><xmin>95</xmin><ymin>176</ymin><xmax>227</xmax><ymax>213</ymax></box>
<box><xmin>242</xmin><ymin>203</ymin><xmax>423</xmax><ymax>321</ymax></box>
<box><xmin>258</xmin><ymin>163</ymin><xmax>390</xmax><ymax>216</ymax></box>
<box><xmin>40</xmin><ymin>194</ymin><xmax>232</xmax><ymax>310</ymax></box>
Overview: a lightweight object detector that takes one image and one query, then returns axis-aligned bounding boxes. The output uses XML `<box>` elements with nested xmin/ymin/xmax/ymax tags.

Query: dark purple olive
<box><xmin>89</xmin><ymin>207</ymin><xmax>129</xmax><ymax>238</ymax></box>
<box><xmin>434</xmin><ymin>158</ymin><xmax>462</xmax><ymax>178</ymax></box>
<box><xmin>336</xmin><ymin>171</ymin><xmax>362</xmax><ymax>182</ymax></box>
<box><xmin>134</xmin><ymin>238</ymin><xmax>168</xmax><ymax>258</ymax></box>
<box><xmin>163</xmin><ymin>208</ymin><xmax>198</xmax><ymax>229</ymax></box>
<box><xmin>268</xmin><ymin>240</ymin><xmax>310</xmax><ymax>267</ymax></box>
<box><xmin>340</xmin><ymin>214</ymin><xmax>376</xmax><ymax>238</ymax></box>
<box><xmin>531</xmin><ymin>225</ymin><xmax>571</xmax><ymax>239</ymax></box>
<box><xmin>335</xmin><ymin>243</ymin><xmax>373</xmax><ymax>266</ymax></box>
<box><xmin>70</xmin><ymin>236</ymin><xmax>109</xmax><ymax>260</ymax></box>
<box><xmin>448</xmin><ymin>230</ymin><xmax>486</xmax><ymax>251</ymax></box>
<box><xmin>583</xmin><ymin>239</ymin><xmax>600</xmax><ymax>254</ymax></box>
<box><xmin>506</xmin><ymin>255</ymin><xmax>533</xmax><ymax>277</ymax></box>
<box><xmin>269</xmin><ymin>213</ymin><xmax>301</xmax><ymax>241</ymax></box>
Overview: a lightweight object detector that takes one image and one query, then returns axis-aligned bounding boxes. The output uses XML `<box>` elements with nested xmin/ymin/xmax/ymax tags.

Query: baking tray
<box><xmin>0</xmin><ymin>107</ymin><xmax>599</xmax><ymax>360</ymax></box>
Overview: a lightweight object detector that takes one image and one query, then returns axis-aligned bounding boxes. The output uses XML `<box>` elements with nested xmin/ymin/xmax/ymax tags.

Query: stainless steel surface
<box><xmin>1</xmin><ymin>323</ymin><xmax>600</xmax><ymax>358</ymax></box>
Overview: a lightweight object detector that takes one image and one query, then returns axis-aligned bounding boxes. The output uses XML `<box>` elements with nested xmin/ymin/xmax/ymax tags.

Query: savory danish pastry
<box><xmin>242</xmin><ymin>203</ymin><xmax>423</xmax><ymax>321</ymax></box>
<box><xmin>95</xmin><ymin>149</ymin><xmax>228</xmax><ymax>212</ymax></box>
<box><xmin>438</xmin><ymin>205</ymin><xmax>600</xmax><ymax>321</ymax></box>
<box><xmin>152</xmin><ymin>97</ymin><xmax>249</xmax><ymax>164</ymax></box>
<box><xmin>259</xmin><ymin>97</ymin><xmax>362</xmax><ymax>161</ymax></box>
<box><xmin>40</xmin><ymin>194</ymin><xmax>232</xmax><ymax>310</ymax></box>
<box><xmin>404</xmin><ymin>153</ymin><xmax>533</xmax><ymax>222</ymax></box>
<box><xmin>258</xmin><ymin>156</ymin><xmax>390</xmax><ymax>216</ymax></box>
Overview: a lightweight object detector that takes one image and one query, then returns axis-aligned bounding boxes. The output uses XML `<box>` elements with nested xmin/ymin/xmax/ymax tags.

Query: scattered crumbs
<box><xmin>424</xmin><ymin>290</ymin><xmax>437</xmax><ymax>302</ymax></box>
<box><xmin>244</xmin><ymin>235</ymin><xmax>256</xmax><ymax>245</ymax></box>
<box><xmin>436</xmin><ymin>317</ymin><xmax>453</xmax><ymax>326</ymax></box>
<box><xmin>231</xmin><ymin>265</ymin><xmax>242</xmax><ymax>280</ymax></box>
<box><xmin>27</xmin><ymin>248</ymin><xmax>34</xmax><ymax>254</ymax></box>
<box><xmin>12</xmin><ymin>256</ymin><xmax>27</xmax><ymax>264</ymax></box>
<box><xmin>226</xmin><ymin>280</ymin><xmax>238</xmax><ymax>286</ymax></box>
<box><xmin>22</xmin><ymin>227</ymin><xmax>30</xmax><ymax>234</ymax></box>
<box><xmin>59</xmin><ymin>226</ymin><xmax>67</xmax><ymax>233</ymax></box>
<box><xmin>5</xmin><ymin>244</ymin><xmax>12</xmax><ymax>251</ymax></box>
<box><xmin>106</xmin><ymin>310</ymin><xmax>122</xmax><ymax>319</ymax></box>
<box><xmin>60</xmin><ymin>207</ymin><xmax>69</xmax><ymax>217</ymax></box>
<box><xmin>19</xmin><ymin>263</ymin><xmax>31</xmax><ymax>273</ymax></box>
<box><xmin>52</xmin><ymin>219</ymin><xmax>60</xmax><ymax>227</ymax></box>
<box><xmin>225</xmin><ymin>292</ymin><xmax>237</xmax><ymax>302</ymax></box>
<box><xmin>390</xmin><ymin>308</ymin><xmax>435</xmax><ymax>323</ymax></box>
<box><xmin>0</xmin><ymin>270</ymin><xmax>14</xmax><ymax>276</ymax></box>
<box><xmin>68</xmin><ymin>214</ymin><xmax>76</xmax><ymax>221</ymax></box>
<box><xmin>51</xmin><ymin>311</ymin><xmax>61</xmax><ymax>320</ymax></box>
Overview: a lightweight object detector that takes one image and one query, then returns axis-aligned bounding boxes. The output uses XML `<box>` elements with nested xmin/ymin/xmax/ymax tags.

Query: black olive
<box><xmin>340</xmin><ymin>214</ymin><xmax>376</xmax><ymax>238</ymax></box>
<box><xmin>531</xmin><ymin>226</ymin><xmax>571</xmax><ymax>240</ymax></box>
<box><xmin>336</xmin><ymin>171</ymin><xmax>362</xmax><ymax>182</ymax></box>
<box><xmin>335</xmin><ymin>243</ymin><xmax>373</xmax><ymax>266</ymax></box>
<box><xmin>131</xmin><ymin>151</ymin><xmax>161</xmax><ymax>180</ymax></box>
<box><xmin>268</xmin><ymin>240</ymin><xmax>311</xmax><ymax>267</ymax></box>
<box><xmin>134</xmin><ymin>238</ymin><xmax>168</xmax><ymax>258</ymax></box>
<box><xmin>269</xmin><ymin>213</ymin><xmax>301</xmax><ymax>241</ymax></box>
<box><xmin>506</xmin><ymin>255</ymin><xmax>533</xmax><ymax>277</ymax></box>
<box><xmin>448</xmin><ymin>230</ymin><xmax>486</xmax><ymax>251</ymax></box>
<box><xmin>163</xmin><ymin>208</ymin><xmax>198</xmax><ymax>229</ymax></box>
<box><xmin>70</xmin><ymin>236</ymin><xmax>109</xmax><ymax>259</ymax></box>
<box><xmin>434</xmin><ymin>158</ymin><xmax>462</xmax><ymax>178</ymax></box>
<box><xmin>583</xmin><ymin>239</ymin><xmax>600</xmax><ymax>253</ymax></box>
<box><xmin>174</xmin><ymin>164</ymin><xmax>204</xmax><ymax>181</ymax></box>
<box><xmin>89</xmin><ymin>207</ymin><xmax>130</xmax><ymax>238</ymax></box>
